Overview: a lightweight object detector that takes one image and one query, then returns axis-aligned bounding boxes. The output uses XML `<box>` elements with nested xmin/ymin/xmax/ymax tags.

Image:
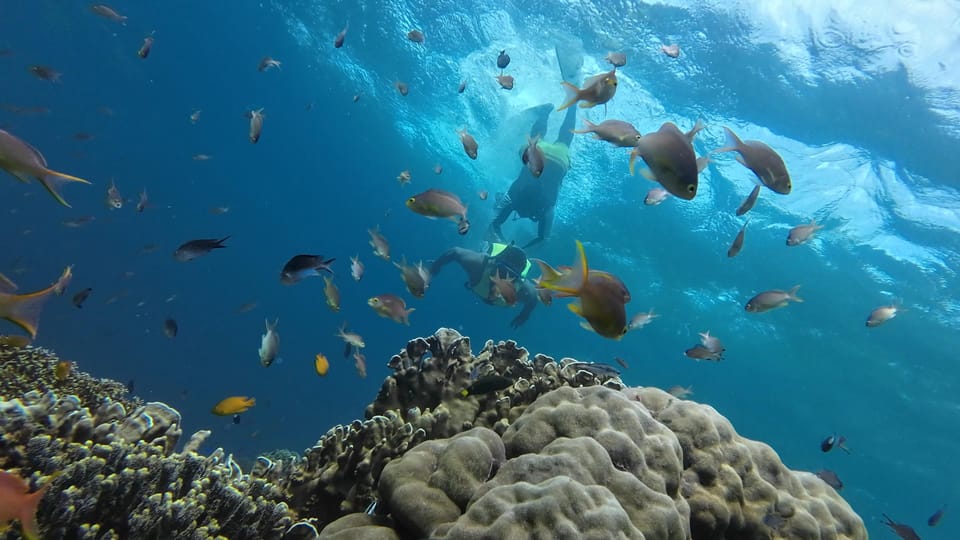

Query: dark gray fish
<box><xmin>126</xmin><ymin>379</ymin><xmax>134</xmax><ymax>393</ymax></box>
<box><xmin>716</xmin><ymin>127</ymin><xmax>792</xmax><ymax>194</ymax></box>
<box><xmin>457</xmin><ymin>80</ymin><xmax>467</xmax><ymax>93</ymax></box>
<box><xmin>28</xmin><ymin>65</ymin><xmax>61</xmax><ymax>82</ymax></box>
<box><xmin>138</xmin><ymin>32</ymin><xmax>155</xmax><ymax>59</ymax></box>
<box><xmin>460</xmin><ymin>374</ymin><xmax>513</xmax><ymax>396</ymax></box>
<box><xmin>90</xmin><ymin>4</ymin><xmax>127</xmax><ymax>23</ymax></box>
<box><xmin>928</xmin><ymin>506</ymin><xmax>946</xmax><ymax>527</ymax></box>
<box><xmin>566</xmin><ymin>361</ymin><xmax>621</xmax><ymax>377</ymax></box>
<box><xmin>815</xmin><ymin>469</ymin><xmax>843</xmax><ymax>491</ymax></box>
<box><xmin>163</xmin><ymin>317</ymin><xmax>178</xmax><ymax>338</ymax></box>
<box><xmin>395</xmin><ymin>81</ymin><xmax>409</xmax><ymax>96</ymax></box>
<box><xmin>727</xmin><ymin>219</ymin><xmax>749</xmax><ymax>258</ymax></box>
<box><xmin>736</xmin><ymin>184</ymin><xmax>761</xmax><ymax>216</ymax></box>
<box><xmin>881</xmin><ymin>514</ymin><xmax>922</xmax><ymax>540</ymax></box>
<box><xmin>334</xmin><ymin>24</ymin><xmax>348</xmax><ymax>48</ymax></box>
<box><xmin>173</xmin><ymin>236</ymin><xmax>230</xmax><ymax>262</ymax></box>
<box><xmin>745</xmin><ymin>286</ymin><xmax>802</xmax><ymax>313</ymax></box>
<box><xmin>497</xmin><ymin>50</ymin><xmax>510</xmax><ymax>69</ymax></box>
<box><xmin>458</xmin><ymin>128</ymin><xmax>478</xmax><ymax>159</ymax></box>
<box><xmin>72</xmin><ymin>287</ymin><xmax>92</xmax><ymax>308</ymax></box>
<box><xmin>343</xmin><ymin>340</ymin><xmax>352</xmax><ymax>358</ymax></box>
<box><xmin>684</xmin><ymin>345</ymin><xmax>722</xmax><ymax>361</ymax></box>
<box><xmin>232</xmin><ymin>414</ymin><xmax>241</xmax><ymax>424</ymax></box>
<box><xmin>407</xmin><ymin>30</ymin><xmax>425</xmax><ymax>44</ymax></box>
<box><xmin>280</xmin><ymin>255</ymin><xmax>335</xmax><ymax>285</ymax></box>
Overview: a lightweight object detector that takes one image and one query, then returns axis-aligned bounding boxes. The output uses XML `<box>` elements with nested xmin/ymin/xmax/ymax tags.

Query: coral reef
<box><xmin>0</xmin><ymin>344</ymin><xmax>139</xmax><ymax>412</ymax></box>
<box><xmin>1</xmin><ymin>328</ymin><xmax>868</xmax><ymax>540</ymax></box>
<box><xmin>288</xmin><ymin>328</ymin><xmax>624</xmax><ymax>523</ymax></box>
<box><xmin>307</xmin><ymin>330</ymin><xmax>866</xmax><ymax>540</ymax></box>
<box><xmin>0</xmin><ymin>388</ymin><xmax>295</xmax><ymax>539</ymax></box>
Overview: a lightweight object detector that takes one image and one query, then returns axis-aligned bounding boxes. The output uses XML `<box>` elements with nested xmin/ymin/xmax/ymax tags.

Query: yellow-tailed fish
<box><xmin>533</xmin><ymin>241</ymin><xmax>631</xmax><ymax>340</ymax></box>
<box><xmin>0</xmin><ymin>129</ymin><xmax>91</xmax><ymax>207</ymax></box>
<box><xmin>211</xmin><ymin>396</ymin><xmax>255</xmax><ymax>415</ymax></box>
<box><xmin>367</xmin><ymin>294</ymin><xmax>414</xmax><ymax>325</ymax></box>
<box><xmin>0</xmin><ymin>266</ymin><xmax>71</xmax><ymax>338</ymax></box>
<box><xmin>556</xmin><ymin>69</ymin><xmax>617</xmax><ymax>111</ymax></box>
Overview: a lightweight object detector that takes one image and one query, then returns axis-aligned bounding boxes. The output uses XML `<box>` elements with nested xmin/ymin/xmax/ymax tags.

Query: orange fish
<box><xmin>0</xmin><ymin>470</ymin><xmax>48</xmax><ymax>540</ymax></box>
<box><xmin>314</xmin><ymin>353</ymin><xmax>330</xmax><ymax>376</ymax></box>
<box><xmin>0</xmin><ymin>129</ymin><xmax>91</xmax><ymax>207</ymax></box>
<box><xmin>211</xmin><ymin>396</ymin><xmax>255</xmax><ymax>416</ymax></box>
<box><xmin>0</xmin><ymin>267</ymin><xmax>72</xmax><ymax>338</ymax></box>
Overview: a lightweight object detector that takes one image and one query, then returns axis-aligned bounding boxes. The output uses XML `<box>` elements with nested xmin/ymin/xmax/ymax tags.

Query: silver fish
<box><xmin>745</xmin><ymin>285</ymin><xmax>803</xmax><ymax>313</ymax></box>
<box><xmin>786</xmin><ymin>220</ymin><xmax>823</xmax><ymax>246</ymax></box>
<box><xmin>258</xmin><ymin>318</ymin><xmax>280</xmax><ymax>367</ymax></box>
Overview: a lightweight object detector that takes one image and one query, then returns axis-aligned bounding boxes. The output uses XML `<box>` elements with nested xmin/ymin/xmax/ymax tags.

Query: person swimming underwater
<box><xmin>428</xmin><ymin>242</ymin><xmax>539</xmax><ymax>328</ymax></box>
<box><xmin>488</xmin><ymin>42</ymin><xmax>582</xmax><ymax>250</ymax></box>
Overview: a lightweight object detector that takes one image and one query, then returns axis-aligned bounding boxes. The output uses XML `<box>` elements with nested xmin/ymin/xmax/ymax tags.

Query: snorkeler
<box><xmin>488</xmin><ymin>43</ymin><xmax>582</xmax><ymax>250</ymax></box>
<box><xmin>428</xmin><ymin>243</ymin><xmax>539</xmax><ymax>329</ymax></box>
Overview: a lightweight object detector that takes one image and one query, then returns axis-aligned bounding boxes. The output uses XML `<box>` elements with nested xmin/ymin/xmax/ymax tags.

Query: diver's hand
<box><xmin>510</xmin><ymin>312</ymin><xmax>529</xmax><ymax>329</ymax></box>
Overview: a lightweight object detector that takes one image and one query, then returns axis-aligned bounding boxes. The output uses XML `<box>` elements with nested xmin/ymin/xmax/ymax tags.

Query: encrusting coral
<box><xmin>0</xmin><ymin>329</ymin><xmax>867</xmax><ymax>540</ymax></box>
<box><xmin>1</xmin><ymin>344</ymin><xmax>139</xmax><ymax>412</ymax></box>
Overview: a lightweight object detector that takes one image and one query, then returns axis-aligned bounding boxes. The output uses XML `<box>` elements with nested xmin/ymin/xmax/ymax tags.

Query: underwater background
<box><xmin>1</xmin><ymin>1</ymin><xmax>958</xmax><ymax>538</ymax></box>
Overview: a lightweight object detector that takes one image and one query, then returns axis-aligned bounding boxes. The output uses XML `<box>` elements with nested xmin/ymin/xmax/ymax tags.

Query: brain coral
<box><xmin>352</xmin><ymin>385</ymin><xmax>865</xmax><ymax>539</ymax></box>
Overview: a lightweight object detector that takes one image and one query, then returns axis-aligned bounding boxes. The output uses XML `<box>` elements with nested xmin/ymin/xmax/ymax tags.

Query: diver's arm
<box><xmin>429</xmin><ymin>247</ymin><xmax>469</xmax><ymax>277</ymax></box>
<box><xmin>522</xmin><ymin>206</ymin><xmax>554</xmax><ymax>250</ymax></box>
<box><xmin>510</xmin><ymin>282</ymin><xmax>538</xmax><ymax>329</ymax></box>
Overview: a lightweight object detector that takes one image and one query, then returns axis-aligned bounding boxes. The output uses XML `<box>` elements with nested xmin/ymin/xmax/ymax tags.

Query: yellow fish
<box><xmin>211</xmin><ymin>396</ymin><xmax>255</xmax><ymax>416</ymax></box>
<box><xmin>314</xmin><ymin>353</ymin><xmax>330</xmax><ymax>376</ymax></box>
<box><xmin>0</xmin><ymin>266</ymin><xmax>73</xmax><ymax>339</ymax></box>
<box><xmin>54</xmin><ymin>360</ymin><xmax>72</xmax><ymax>381</ymax></box>
<box><xmin>0</xmin><ymin>335</ymin><xmax>31</xmax><ymax>348</ymax></box>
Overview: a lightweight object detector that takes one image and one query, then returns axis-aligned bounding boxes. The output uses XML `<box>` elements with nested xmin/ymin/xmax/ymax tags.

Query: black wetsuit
<box><xmin>489</xmin><ymin>104</ymin><xmax>577</xmax><ymax>249</ymax></box>
<box><xmin>429</xmin><ymin>247</ymin><xmax>538</xmax><ymax>329</ymax></box>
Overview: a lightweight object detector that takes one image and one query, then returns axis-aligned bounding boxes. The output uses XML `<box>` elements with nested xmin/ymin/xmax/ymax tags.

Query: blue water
<box><xmin>3</xmin><ymin>1</ymin><xmax>959</xmax><ymax>537</ymax></box>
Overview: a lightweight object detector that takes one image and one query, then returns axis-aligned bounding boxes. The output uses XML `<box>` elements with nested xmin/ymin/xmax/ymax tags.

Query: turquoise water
<box><xmin>2</xmin><ymin>1</ymin><xmax>958</xmax><ymax>537</ymax></box>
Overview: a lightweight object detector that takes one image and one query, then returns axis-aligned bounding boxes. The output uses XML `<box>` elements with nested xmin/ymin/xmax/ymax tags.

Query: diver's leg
<box><xmin>488</xmin><ymin>201</ymin><xmax>514</xmax><ymax>243</ymax></box>
<box><xmin>555</xmin><ymin>39</ymin><xmax>583</xmax><ymax>83</ymax></box>
<box><xmin>528</xmin><ymin>104</ymin><xmax>553</xmax><ymax>139</ymax></box>
<box><xmin>556</xmin><ymin>103</ymin><xmax>577</xmax><ymax>145</ymax></box>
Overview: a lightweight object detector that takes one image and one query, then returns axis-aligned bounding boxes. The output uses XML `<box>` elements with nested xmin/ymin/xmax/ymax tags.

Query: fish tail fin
<box><xmin>788</xmin><ymin>285</ymin><xmax>803</xmax><ymax>303</ymax></box>
<box><xmin>714</xmin><ymin>126</ymin><xmax>742</xmax><ymax>154</ymax></box>
<box><xmin>37</xmin><ymin>168</ymin><xmax>91</xmax><ymax>207</ymax></box>
<box><xmin>18</xmin><ymin>480</ymin><xmax>48</xmax><ymax>540</ymax></box>
<box><xmin>571</xmin><ymin>118</ymin><xmax>596</xmax><ymax>134</ymax></box>
<box><xmin>404</xmin><ymin>308</ymin><xmax>415</xmax><ymax>325</ymax></box>
<box><xmin>215</xmin><ymin>236</ymin><xmax>231</xmax><ymax>248</ymax></box>
<box><xmin>0</xmin><ymin>281</ymin><xmax>58</xmax><ymax>339</ymax></box>
<box><xmin>265</xmin><ymin>318</ymin><xmax>279</xmax><ymax>331</ymax></box>
<box><xmin>555</xmin><ymin>81</ymin><xmax>581</xmax><ymax>111</ymax></box>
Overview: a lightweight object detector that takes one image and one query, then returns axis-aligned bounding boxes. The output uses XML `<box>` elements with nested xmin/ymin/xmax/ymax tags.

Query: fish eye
<box><xmin>686</xmin><ymin>184</ymin><xmax>696</xmax><ymax>193</ymax></box>
<box><xmin>406</xmin><ymin>197</ymin><xmax>416</xmax><ymax>204</ymax></box>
